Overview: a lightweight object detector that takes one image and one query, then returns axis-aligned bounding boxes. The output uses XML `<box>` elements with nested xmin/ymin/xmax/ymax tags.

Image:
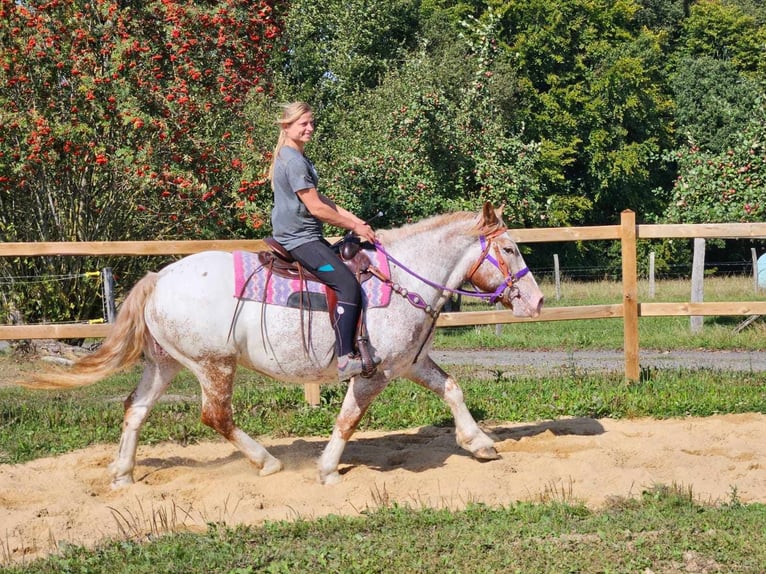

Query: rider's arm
<box><xmin>297</xmin><ymin>187</ymin><xmax>376</xmax><ymax>242</ymax></box>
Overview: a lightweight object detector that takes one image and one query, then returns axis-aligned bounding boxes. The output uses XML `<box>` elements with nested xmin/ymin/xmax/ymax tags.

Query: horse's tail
<box><xmin>19</xmin><ymin>272</ymin><xmax>159</xmax><ymax>390</ymax></box>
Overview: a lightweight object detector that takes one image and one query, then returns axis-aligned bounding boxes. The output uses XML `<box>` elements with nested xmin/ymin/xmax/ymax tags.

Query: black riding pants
<box><xmin>289</xmin><ymin>239</ymin><xmax>361</xmax><ymax>357</ymax></box>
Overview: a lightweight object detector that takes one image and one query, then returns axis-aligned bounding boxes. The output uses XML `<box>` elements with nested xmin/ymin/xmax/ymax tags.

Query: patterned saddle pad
<box><xmin>232</xmin><ymin>248</ymin><xmax>392</xmax><ymax>310</ymax></box>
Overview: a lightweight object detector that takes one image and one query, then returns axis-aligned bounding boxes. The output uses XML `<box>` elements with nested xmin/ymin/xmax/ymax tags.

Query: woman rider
<box><xmin>269</xmin><ymin>102</ymin><xmax>377</xmax><ymax>381</ymax></box>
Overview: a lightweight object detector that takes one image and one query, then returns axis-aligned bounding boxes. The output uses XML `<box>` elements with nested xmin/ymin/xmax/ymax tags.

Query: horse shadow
<box><xmin>133</xmin><ymin>417</ymin><xmax>605</xmax><ymax>480</ymax></box>
<box><xmin>324</xmin><ymin>416</ymin><xmax>605</xmax><ymax>476</ymax></box>
<box><xmin>135</xmin><ymin>451</ymin><xmax>244</xmax><ymax>482</ymax></box>
<box><xmin>489</xmin><ymin>417</ymin><xmax>605</xmax><ymax>442</ymax></box>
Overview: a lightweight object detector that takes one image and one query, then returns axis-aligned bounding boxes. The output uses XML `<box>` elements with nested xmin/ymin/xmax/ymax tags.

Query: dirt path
<box><xmin>430</xmin><ymin>348</ymin><xmax>766</xmax><ymax>373</ymax></box>
<box><xmin>3</xmin><ymin>413</ymin><xmax>766</xmax><ymax>563</ymax></box>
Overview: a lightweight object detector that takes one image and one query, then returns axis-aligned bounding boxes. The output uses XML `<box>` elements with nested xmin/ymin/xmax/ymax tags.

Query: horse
<box><xmin>20</xmin><ymin>202</ymin><xmax>544</xmax><ymax>486</ymax></box>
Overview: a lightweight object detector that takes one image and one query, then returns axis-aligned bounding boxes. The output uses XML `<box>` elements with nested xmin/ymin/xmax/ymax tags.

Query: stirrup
<box><xmin>356</xmin><ymin>335</ymin><xmax>379</xmax><ymax>377</ymax></box>
<box><xmin>338</xmin><ymin>354</ymin><xmax>366</xmax><ymax>381</ymax></box>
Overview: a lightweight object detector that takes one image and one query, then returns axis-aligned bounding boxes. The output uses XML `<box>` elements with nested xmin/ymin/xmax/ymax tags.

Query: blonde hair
<box><xmin>268</xmin><ymin>101</ymin><xmax>313</xmax><ymax>184</ymax></box>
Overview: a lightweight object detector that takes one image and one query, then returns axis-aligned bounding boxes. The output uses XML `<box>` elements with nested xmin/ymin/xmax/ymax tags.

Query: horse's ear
<box><xmin>481</xmin><ymin>201</ymin><xmax>499</xmax><ymax>227</ymax></box>
<box><xmin>495</xmin><ymin>203</ymin><xmax>505</xmax><ymax>220</ymax></box>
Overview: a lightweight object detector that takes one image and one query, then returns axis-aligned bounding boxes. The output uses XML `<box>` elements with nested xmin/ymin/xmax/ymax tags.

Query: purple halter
<box><xmin>478</xmin><ymin>235</ymin><xmax>530</xmax><ymax>304</ymax></box>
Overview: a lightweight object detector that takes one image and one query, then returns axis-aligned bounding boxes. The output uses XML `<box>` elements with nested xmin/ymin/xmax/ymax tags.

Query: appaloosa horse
<box><xmin>22</xmin><ymin>202</ymin><xmax>543</xmax><ymax>486</ymax></box>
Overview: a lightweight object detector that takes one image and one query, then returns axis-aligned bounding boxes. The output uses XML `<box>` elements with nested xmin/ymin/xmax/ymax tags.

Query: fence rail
<box><xmin>3</xmin><ymin>212</ymin><xmax>766</xmax><ymax>382</ymax></box>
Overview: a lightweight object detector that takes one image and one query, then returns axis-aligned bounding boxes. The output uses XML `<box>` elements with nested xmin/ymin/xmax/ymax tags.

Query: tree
<box><xmin>633</xmin><ymin>0</ymin><xmax>688</xmax><ymax>34</ymax></box>
<box><xmin>678</xmin><ymin>0</ymin><xmax>766</xmax><ymax>75</ymax></box>
<box><xmin>0</xmin><ymin>0</ymin><xmax>281</xmax><ymax>323</ymax></box>
<box><xmin>662</xmin><ymin>99</ymin><xmax>766</xmax><ymax>224</ymax></box>
<box><xmin>657</xmin><ymin>0</ymin><xmax>766</xmax><ymax>226</ymax></box>
<box><xmin>309</xmin><ymin>11</ymin><xmax>545</xmax><ymax>230</ymax></box>
<box><xmin>495</xmin><ymin>0</ymin><xmax>675</xmax><ymax>224</ymax></box>
<box><xmin>273</xmin><ymin>0</ymin><xmax>420</xmax><ymax>113</ymax></box>
<box><xmin>670</xmin><ymin>55</ymin><xmax>761</xmax><ymax>153</ymax></box>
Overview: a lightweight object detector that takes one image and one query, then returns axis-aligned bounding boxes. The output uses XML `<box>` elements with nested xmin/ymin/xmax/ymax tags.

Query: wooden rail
<box><xmin>2</xmin><ymin>213</ymin><xmax>766</xmax><ymax>383</ymax></box>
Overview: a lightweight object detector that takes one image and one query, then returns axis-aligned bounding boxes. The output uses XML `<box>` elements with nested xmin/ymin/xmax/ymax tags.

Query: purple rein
<box><xmin>372</xmin><ymin>238</ymin><xmax>529</xmax><ymax>316</ymax></box>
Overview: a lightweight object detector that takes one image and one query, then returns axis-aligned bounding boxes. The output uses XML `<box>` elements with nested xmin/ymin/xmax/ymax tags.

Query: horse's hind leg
<box><xmin>194</xmin><ymin>358</ymin><xmax>282</xmax><ymax>477</ymax></box>
<box><xmin>407</xmin><ymin>354</ymin><xmax>499</xmax><ymax>460</ymax></box>
<box><xmin>318</xmin><ymin>373</ymin><xmax>389</xmax><ymax>485</ymax></box>
<box><xmin>111</xmin><ymin>354</ymin><xmax>182</xmax><ymax>488</ymax></box>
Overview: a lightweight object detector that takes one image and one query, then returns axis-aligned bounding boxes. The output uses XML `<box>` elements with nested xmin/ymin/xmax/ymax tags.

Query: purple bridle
<box><xmin>372</xmin><ymin>234</ymin><xmax>529</xmax><ymax>315</ymax></box>
<box><xmin>475</xmin><ymin>235</ymin><xmax>530</xmax><ymax>304</ymax></box>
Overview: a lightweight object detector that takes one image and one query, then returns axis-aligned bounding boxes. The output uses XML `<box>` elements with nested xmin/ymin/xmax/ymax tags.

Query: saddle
<box><xmin>258</xmin><ymin>236</ymin><xmax>373</xmax><ymax>283</ymax></box>
<box><xmin>254</xmin><ymin>235</ymin><xmax>378</xmax><ymax>377</ymax></box>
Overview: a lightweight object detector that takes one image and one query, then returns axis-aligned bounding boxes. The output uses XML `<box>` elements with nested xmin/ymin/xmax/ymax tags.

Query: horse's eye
<box><xmin>503</xmin><ymin>246</ymin><xmax>516</xmax><ymax>256</ymax></box>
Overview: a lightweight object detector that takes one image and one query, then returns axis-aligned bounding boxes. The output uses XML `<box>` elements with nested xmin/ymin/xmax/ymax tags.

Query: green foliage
<box><xmin>496</xmin><ymin>0</ymin><xmax>675</xmax><ymax>224</ymax></box>
<box><xmin>670</xmin><ymin>55</ymin><xmax>761</xmax><ymax>153</ymax></box>
<box><xmin>656</xmin><ymin>0</ymin><xmax>766</xmax><ymax>227</ymax></box>
<box><xmin>4</xmin><ymin>0</ymin><xmax>766</xmax><ymax>324</ymax></box>
<box><xmin>662</xmin><ymin>99</ymin><xmax>766</xmax><ymax>223</ymax></box>
<box><xmin>633</xmin><ymin>0</ymin><xmax>687</xmax><ymax>34</ymax></box>
<box><xmin>274</xmin><ymin>0</ymin><xmax>420</xmax><ymax>109</ymax></box>
<box><xmin>313</xmin><ymin>11</ymin><xmax>545</xmax><ymax>229</ymax></box>
<box><xmin>679</xmin><ymin>0</ymin><xmax>766</xmax><ymax>75</ymax></box>
<box><xmin>0</xmin><ymin>0</ymin><xmax>282</xmax><ymax>322</ymax></box>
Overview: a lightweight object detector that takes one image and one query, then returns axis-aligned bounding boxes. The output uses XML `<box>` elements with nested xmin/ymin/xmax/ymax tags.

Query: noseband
<box><xmin>371</xmin><ymin>230</ymin><xmax>529</xmax><ymax>315</ymax></box>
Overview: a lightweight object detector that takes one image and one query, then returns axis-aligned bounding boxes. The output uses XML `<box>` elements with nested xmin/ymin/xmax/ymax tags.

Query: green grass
<box><xmin>4</xmin><ymin>492</ymin><xmax>766</xmax><ymax>573</ymax></box>
<box><xmin>3</xmin><ymin>366</ymin><xmax>765</xmax><ymax>465</ymax></box>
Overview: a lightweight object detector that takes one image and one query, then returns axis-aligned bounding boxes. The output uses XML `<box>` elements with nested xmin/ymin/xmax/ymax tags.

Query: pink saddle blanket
<box><xmin>232</xmin><ymin>248</ymin><xmax>392</xmax><ymax>309</ymax></box>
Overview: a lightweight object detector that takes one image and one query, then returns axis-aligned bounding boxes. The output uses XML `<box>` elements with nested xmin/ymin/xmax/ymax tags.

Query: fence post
<box><xmin>102</xmin><ymin>268</ymin><xmax>117</xmax><ymax>323</ymax></box>
<box><xmin>553</xmin><ymin>254</ymin><xmax>561</xmax><ymax>300</ymax></box>
<box><xmin>690</xmin><ymin>238</ymin><xmax>705</xmax><ymax>333</ymax></box>
<box><xmin>304</xmin><ymin>383</ymin><xmax>321</xmax><ymax>407</ymax></box>
<box><xmin>621</xmin><ymin>210</ymin><xmax>639</xmax><ymax>381</ymax></box>
<box><xmin>648</xmin><ymin>252</ymin><xmax>655</xmax><ymax>299</ymax></box>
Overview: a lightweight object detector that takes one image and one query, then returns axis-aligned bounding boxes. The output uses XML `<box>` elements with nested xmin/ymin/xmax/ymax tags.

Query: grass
<box><xmin>3</xmin><ymin>491</ymin><xmax>766</xmax><ymax>573</ymax></box>
<box><xmin>1</xmin><ymin>277</ymin><xmax>765</xmax><ymax>572</ymax></box>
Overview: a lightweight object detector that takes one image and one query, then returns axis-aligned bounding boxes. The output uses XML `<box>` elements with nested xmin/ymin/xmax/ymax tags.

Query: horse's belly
<box><xmin>237</xmin><ymin>303</ymin><xmax>337</xmax><ymax>381</ymax></box>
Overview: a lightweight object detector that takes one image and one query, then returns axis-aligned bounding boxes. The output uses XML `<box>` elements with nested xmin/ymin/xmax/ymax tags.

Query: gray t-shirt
<box><xmin>270</xmin><ymin>146</ymin><xmax>324</xmax><ymax>251</ymax></box>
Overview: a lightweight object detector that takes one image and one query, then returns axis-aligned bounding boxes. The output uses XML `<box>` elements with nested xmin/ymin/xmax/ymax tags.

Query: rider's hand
<box><xmin>353</xmin><ymin>222</ymin><xmax>377</xmax><ymax>243</ymax></box>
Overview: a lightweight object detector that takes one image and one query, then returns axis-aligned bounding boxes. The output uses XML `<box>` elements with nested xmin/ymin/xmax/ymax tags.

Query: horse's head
<box><xmin>466</xmin><ymin>202</ymin><xmax>544</xmax><ymax>318</ymax></box>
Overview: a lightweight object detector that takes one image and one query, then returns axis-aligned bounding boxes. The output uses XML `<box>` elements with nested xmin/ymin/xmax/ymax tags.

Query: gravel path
<box><xmin>431</xmin><ymin>348</ymin><xmax>766</xmax><ymax>374</ymax></box>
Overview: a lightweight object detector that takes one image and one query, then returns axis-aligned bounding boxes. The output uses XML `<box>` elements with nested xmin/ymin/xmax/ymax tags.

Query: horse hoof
<box><xmin>259</xmin><ymin>457</ymin><xmax>283</xmax><ymax>477</ymax></box>
<box><xmin>111</xmin><ymin>475</ymin><xmax>134</xmax><ymax>489</ymax></box>
<box><xmin>319</xmin><ymin>471</ymin><xmax>342</xmax><ymax>485</ymax></box>
<box><xmin>473</xmin><ymin>446</ymin><xmax>501</xmax><ymax>461</ymax></box>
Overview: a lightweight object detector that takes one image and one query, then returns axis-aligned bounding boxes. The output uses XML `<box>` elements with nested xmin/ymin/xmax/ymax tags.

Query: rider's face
<box><xmin>283</xmin><ymin>112</ymin><xmax>315</xmax><ymax>148</ymax></box>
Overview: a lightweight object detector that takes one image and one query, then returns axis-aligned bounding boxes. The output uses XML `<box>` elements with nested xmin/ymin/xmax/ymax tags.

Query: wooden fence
<box><xmin>2</xmin><ymin>211</ymin><xmax>766</xmax><ymax>384</ymax></box>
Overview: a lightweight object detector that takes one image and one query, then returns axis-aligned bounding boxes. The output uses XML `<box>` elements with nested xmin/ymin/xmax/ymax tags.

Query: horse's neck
<box><xmin>383</xmin><ymin>218</ymin><xmax>477</xmax><ymax>297</ymax></box>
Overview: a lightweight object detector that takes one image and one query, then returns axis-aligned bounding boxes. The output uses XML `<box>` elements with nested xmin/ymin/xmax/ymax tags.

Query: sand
<box><xmin>2</xmin><ymin>413</ymin><xmax>765</xmax><ymax>563</ymax></box>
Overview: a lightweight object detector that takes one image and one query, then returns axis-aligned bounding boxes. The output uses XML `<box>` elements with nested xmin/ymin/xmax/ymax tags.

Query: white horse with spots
<box><xmin>22</xmin><ymin>203</ymin><xmax>543</xmax><ymax>486</ymax></box>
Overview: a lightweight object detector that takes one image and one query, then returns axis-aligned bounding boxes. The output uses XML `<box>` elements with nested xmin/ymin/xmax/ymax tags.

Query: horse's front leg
<box><xmin>318</xmin><ymin>373</ymin><xmax>389</xmax><ymax>485</ymax></box>
<box><xmin>407</xmin><ymin>354</ymin><xmax>499</xmax><ymax>460</ymax></box>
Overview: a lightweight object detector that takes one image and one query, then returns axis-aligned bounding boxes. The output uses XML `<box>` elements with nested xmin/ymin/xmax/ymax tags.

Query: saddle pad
<box><xmin>232</xmin><ymin>248</ymin><xmax>392</xmax><ymax>308</ymax></box>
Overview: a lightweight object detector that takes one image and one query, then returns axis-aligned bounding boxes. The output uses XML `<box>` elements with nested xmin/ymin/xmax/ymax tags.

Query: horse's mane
<box><xmin>377</xmin><ymin>209</ymin><xmax>505</xmax><ymax>244</ymax></box>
